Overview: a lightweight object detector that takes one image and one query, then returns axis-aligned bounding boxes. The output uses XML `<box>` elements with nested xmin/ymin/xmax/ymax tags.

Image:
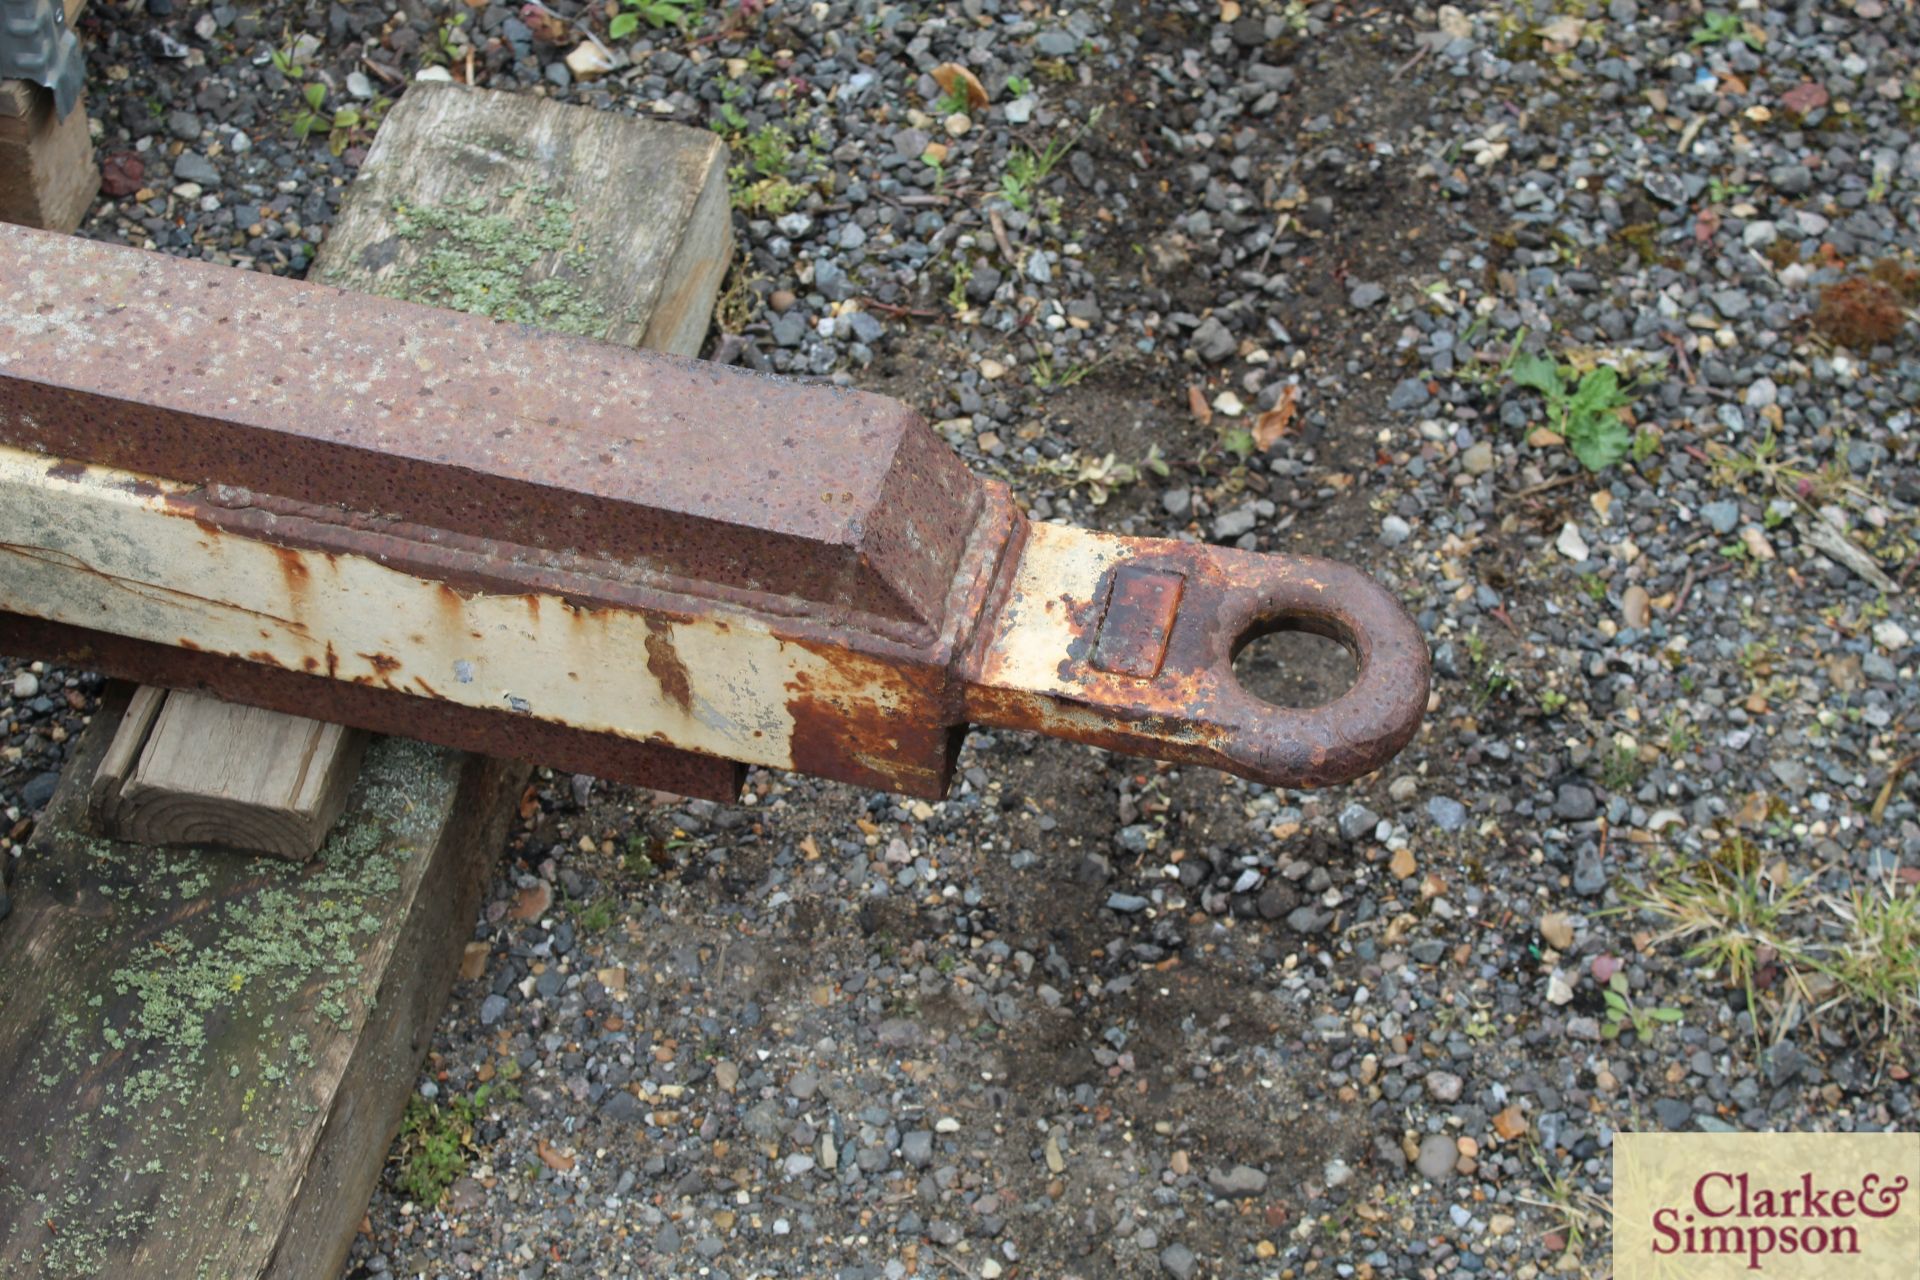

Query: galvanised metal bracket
<box><xmin>1</xmin><ymin>0</ymin><xmax>84</xmax><ymax>120</ymax></box>
<box><xmin>0</xmin><ymin>222</ymin><xmax>1429</xmax><ymax>801</ymax></box>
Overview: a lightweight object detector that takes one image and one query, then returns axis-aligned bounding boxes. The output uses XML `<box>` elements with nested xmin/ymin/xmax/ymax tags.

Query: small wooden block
<box><xmin>91</xmin><ymin>690</ymin><xmax>369</xmax><ymax>861</ymax></box>
<box><xmin>0</xmin><ymin>82</ymin><xmax>99</xmax><ymax>233</ymax></box>
<box><xmin>320</xmin><ymin>81</ymin><xmax>734</xmax><ymax>357</ymax></box>
<box><xmin>0</xmin><ymin>686</ymin><xmax>529</xmax><ymax>1278</ymax></box>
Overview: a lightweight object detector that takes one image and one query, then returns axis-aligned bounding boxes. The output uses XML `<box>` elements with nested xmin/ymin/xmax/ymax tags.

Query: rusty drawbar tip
<box><xmin>0</xmin><ymin>220</ymin><xmax>1426</xmax><ymax>798</ymax></box>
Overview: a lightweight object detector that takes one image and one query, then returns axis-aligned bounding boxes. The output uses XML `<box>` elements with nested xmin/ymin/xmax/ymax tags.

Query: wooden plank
<box><xmin>93</xmin><ymin>692</ymin><xmax>368</xmax><ymax>861</ymax></box>
<box><xmin>0</xmin><ymin>83</ymin><xmax>97</xmax><ymax>232</ymax></box>
<box><xmin>0</xmin><ymin>686</ymin><xmax>527</xmax><ymax>1277</ymax></box>
<box><xmin>319</xmin><ymin>80</ymin><xmax>734</xmax><ymax>355</ymax></box>
<box><xmin>0</xmin><ymin>88</ymin><xmax>733</xmax><ymax>1278</ymax></box>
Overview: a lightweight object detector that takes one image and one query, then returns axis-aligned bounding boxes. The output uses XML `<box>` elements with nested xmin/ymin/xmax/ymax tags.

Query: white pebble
<box><xmin>11</xmin><ymin>673</ymin><xmax>38</xmax><ymax>699</ymax></box>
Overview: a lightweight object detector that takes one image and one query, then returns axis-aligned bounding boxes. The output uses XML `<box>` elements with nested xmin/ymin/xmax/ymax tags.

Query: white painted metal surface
<box><xmin>0</xmin><ymin>445</ymin><xmax>827</xmax><ymax>769</ymax></box>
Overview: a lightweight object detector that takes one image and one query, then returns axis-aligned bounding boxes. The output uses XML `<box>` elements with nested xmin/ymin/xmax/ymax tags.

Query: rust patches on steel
<box><xmin>0</xmin><ymin>222</ymin><xmax>979</xmax><ymax>637</ymax></box>
<box><xmin>0</xmin><ymin>223</ymin><xmax>1429</xmax><ymax>798</ymax></box>
<box><xmin>1090</xmin><ymin>566</ymin><xmax>1185</xmax><ymax>680</ymax></box>
<box><xmin>962</xmin><ymin>526</ymin><xmax>1431</xmax><ymax>790</ymax></box>
<box><xmin>642</xmin><ymin>621</ymin><xmax>694</xmax><ymax>716</ymax></box>
<box><xmin>0</xmin><ymin>616</ymin><xmax>747</xmax><ymax>802</ymax></box>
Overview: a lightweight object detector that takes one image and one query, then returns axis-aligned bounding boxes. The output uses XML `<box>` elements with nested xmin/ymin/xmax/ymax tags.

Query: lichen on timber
<box><xmin>4</xmin><ymin>738</ymin><xmax>460</xmax><ymax>1277</ymax></box>
<box><xmin>379</xmin><ymin>183</ymin><xmax>606</xmax><ymax>336</ymax></box>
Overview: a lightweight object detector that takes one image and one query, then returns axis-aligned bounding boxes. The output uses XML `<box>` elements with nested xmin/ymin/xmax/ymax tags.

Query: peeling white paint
<box><xmin>0</xmin><ymin>446</ymin><xmax>826</xmax><ymax>769</ymax></box>
<box><xmin>972</xmin><ymin>521</ymin><xmax>1130</xmax><ymax>696</ymax></box>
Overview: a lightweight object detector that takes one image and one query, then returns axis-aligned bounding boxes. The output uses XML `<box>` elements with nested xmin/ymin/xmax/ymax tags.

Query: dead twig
<box><xmin>987</xmin><ymin>208</ymin><xmax>1017</xmax><ymax>267</ymax></box>
<box><xmin>1870</xmin><ymin>752</ymin><xmax>1918</xmax><ymax>826</ymax></box>
<box><xmin>1393</xmin><ymin>43</ymin><xmax>1431</xmax><ymax>81</ymax></box>
<box><xmin>1504</xmin><ymin>473</ymin><xmax>1583</xmax><ymax>500</ymax></box>
<box><xmin>860</xmin><ymin>297</ymin><xmax>940</xmax><ymax>319</ymax></box>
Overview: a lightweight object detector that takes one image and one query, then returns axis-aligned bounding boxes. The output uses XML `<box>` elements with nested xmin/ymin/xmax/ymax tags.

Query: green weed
<box><xmin>610</xmin><ymin>0</ymin><xmax>702</xmax><ymax>41</ymax></box>
<box><xmin>1508</xmin><ymin>351</ymin><xmax>1638</xmax><ymax>471</ymax></box>
<box><xmin>394</xmin><ymin>1084</ymin><xmax>495</xmax><ymax>1206</ymax></box>
<box><xmin>1600</xmin><ymin>971</ymin><xmax>1684</xmax><ymax>1040</ymax></box>
<box><xmin>1691</xmin><ymin>11</ymin><xmax>1762</xmax><ymax>50</ymax></box>
<box><xmin>577</xmin><ymin>896</ymin><xmax>618</xmax><ymax>933</ymax></box>
<box><xmin>1000</xmin><ymin>107</ymin><xmax>1103</xmax><ymax>213</ymax></box>
<box><xmin>1624</xmin><ymin>855</ymin><xmax>1920</xmax><ymax>1046</ymax></box>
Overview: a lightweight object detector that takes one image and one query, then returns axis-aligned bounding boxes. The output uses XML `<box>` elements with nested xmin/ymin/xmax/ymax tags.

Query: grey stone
<box><xmin>902</xmin><ymin>1130</ymin><xmax>934</xmax><ymax>1168</ymax></box>
<box><xmin>1643</xmin><ymin>171</ymin><xmax>1686</xmax><ymax>205</ymax></box>
<box><xmin>600</xmin><ymin>1090</ymin><xmax>642</xmax><ymax>1123</ymax></box>
<box><xmin>1700</xmin><ymin>500</ymin><xmax>1740</xmax><ymax>534</ymax></box>
<box><xmin>1425</xmin><ymin>1070</ymin><xmax>1463</xmax><ymax>1103</ymax></box>
<box><xmin>1160</xmin><ymin>1243</ymin><xmax>1197</xmax><ymax>1280</ymax></box>
<box><xmin>1415</xmin><ymin>1134</ymin><xmax>1458</xmax><ymax>1181</ymax></box>
<box><xmin>1337</xmin><ymin>803</ymin><xmax>1381</xmax><ymax>842</ymax></box>
<box><xmin>1286</xmin><ymin>906</ymin><xmax>1329</xmax><ymax>934</ymax></box>
<box><xmin>1348</xmin><ymin>281</ymin><xmax>1386</xmax><ymax>309</ymax></box>
<box><xmin>479</xmin><ymin>994</ymin><xmax>509</xmax><ymax>1026</ymax></box>
<box><xmin>1653</xmin><ymin>1098</ymin><xmax>1693</xmax><ymax>1129</ymax></box>
<box><xmin>1427</xmin><ymin>796</ymin><xmax>1467</xmax><ymax>831</ymax></box>
<box><xmin>1212</xmin><ymin>506</ymin><xmax>1258</xmax><ymax>541</ymax></box>
<box><xmin>1206</xmin><ymin>1164</ymin><xmax>1268</xmax><ymax>1198</ymax></box>
<box><xmin>173</xmin><ymin>152</ymin><xmax>220</xmax><ymax>186</ymax></box>
<box><xmin>1573</xmin><ymin>853</ymin><xmax>1607</xmax><ymax>897</ymax></box>
<box><xmin>1105</xmin><ymin>893</ymin><xmax>1150</xmax><ymax>914</ymax></box>
<box><xmin>1191</xmin><ymin>315</ymin><xmax>1236</xmax><ymax>362</ymax></box>
<box><xmin>1768</xmin><ymin>163</ymin><xmax>1812</xmax><ymax>194</ymax></box>
<box><xmin>1711</xmin><ymin>289</ymin><xmax>1750</xmax><ymax>319</ymax></box>
<box><xmin>1387</xmin><ymin>377</ymin><xmax>1430</xmax><ymax>411</ymax></box>
<box><xmin>1379</xmin><ymin>515</ymin><xmax>1412</xmax><ymax>546</ymax></box>
<box><xmin>1554</xmin><ymin>784</ymin><xmax>1598</xmax><ymax>820</ymax></box>
<box><xmin>770</xmin><ymin>312</ymin><xmax>808</xmax><ymax>347</ymax></box>
<box><xmin>813</xmin><ymin>258</ymin><xmax>855</xmax><ymax>301</ymax></box>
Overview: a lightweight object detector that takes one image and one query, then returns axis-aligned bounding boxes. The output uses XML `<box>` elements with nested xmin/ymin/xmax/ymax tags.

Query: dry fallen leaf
<box><xmin>523</xmin><ymin>7</ymin><xmax>570</xmax><ymax>43</ymax></box>
<box><xmin>1538</xmin><ymin>911</ymin><xmax>1574</xmax><ymax>951</ymax></box>
<box><xmin>564</xmin><ymin>40</ymin><xmax>616</xmax><ymax>81</ymax></box>
<box><xmin>536</xmin><ymin>1136</ymin><xmax>576</xmax><ymax>1172</ymax></box>
<box><xmin>1186</xmin><ymin>385</ymin><xmax>1213</xmax><ymax>426</ymax></box>
<box><xmin>1251</xmin><ymin>384</ymin><xmax>1298</xmax><ymax>451</ymax></box>
<box><xmin>1537</xmin><ymin>14</ymin><xmax>1584</xmax><ymax>46</ymax></box>
<box><xmin>930</xmin><ymin>62</ymin><xmax>990</xmax><ymax>111</ymax></box>
<box><xmin>1780</xmin><ymin>81</ymin><xmax>1830</xmax><ymax>115</ymax></box>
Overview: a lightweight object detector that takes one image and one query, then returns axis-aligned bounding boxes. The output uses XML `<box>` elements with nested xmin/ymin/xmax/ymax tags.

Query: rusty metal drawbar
<box><xmin>0</xmin><ymin>222</ymin><xmax>1428</xmax><ymax>801</ymax></box>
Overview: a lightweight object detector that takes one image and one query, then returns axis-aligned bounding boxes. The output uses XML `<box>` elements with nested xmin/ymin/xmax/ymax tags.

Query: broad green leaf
<box><xmin>1568</xmin><ymin>414</ymin><xmax>1632</xmax><ymax>471</ymax></box>
<box><xmin>1222</xmin><ymin>428</ymin><xmax>1255</xmax><ymax>459</ymax></box>
<box><xmin>1570</xmin><ymin>365</ymin><xmax>1629</xmax><ymax>415</ymax></box>
<box><xmin>1508</xmin><ymin>352</ymin><xmax>1562</xmax><ymax>397</ymax></box>
<box><xmin>609</xmin><ymin>11</ymin><xmax>639</xmax><ymax>39</ymax></box>
<box><xmin>304</xmin><ymin>82</ymin><xmax>326</xmax><ymax>110</ymax></box>
<box><xmin>1650</xmin><ymin>1007</ymin><xmax>1685</xmax><ymax>1022</ymax></box>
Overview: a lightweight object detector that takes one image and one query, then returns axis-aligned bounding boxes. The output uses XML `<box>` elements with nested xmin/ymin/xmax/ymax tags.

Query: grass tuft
<box><xmin>1623</xmin><ymin>853</ymin><xmax>1920</xmax><ymax>1048</ymax></box>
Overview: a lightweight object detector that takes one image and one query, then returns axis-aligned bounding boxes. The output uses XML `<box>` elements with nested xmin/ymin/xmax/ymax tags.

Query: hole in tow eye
<box><xmin>1231</xmin><ymin>619</ymin><xmax>1357</xmax><ymax>710</ymax></box>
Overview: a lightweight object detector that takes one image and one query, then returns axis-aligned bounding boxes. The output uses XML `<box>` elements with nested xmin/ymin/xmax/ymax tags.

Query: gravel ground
<box><xmin>3</xmin><ymin>1</ymin><xmax>1917</xmax><ymax>1277</ymax></box>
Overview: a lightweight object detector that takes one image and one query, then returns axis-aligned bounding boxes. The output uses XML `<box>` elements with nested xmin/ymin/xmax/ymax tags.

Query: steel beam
<box><xmin>0</xmin><ymin>221</ymin><xmax>1429</xmax><ymax>798</ymax></box>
